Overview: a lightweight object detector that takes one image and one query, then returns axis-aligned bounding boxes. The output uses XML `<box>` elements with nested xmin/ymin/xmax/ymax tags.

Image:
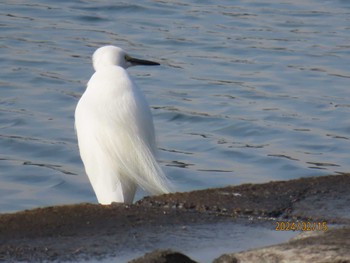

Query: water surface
<box><xmin>0</xmin><ymin>0</ymin><xmax>349</xmax><ymax>212</ymax></box>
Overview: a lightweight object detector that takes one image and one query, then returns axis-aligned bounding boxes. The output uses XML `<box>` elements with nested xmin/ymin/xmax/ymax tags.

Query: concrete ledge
<box><xmin>0</xmin><ymin>173</ymin><xmax>349</xmax><ymax>262</ymax></box>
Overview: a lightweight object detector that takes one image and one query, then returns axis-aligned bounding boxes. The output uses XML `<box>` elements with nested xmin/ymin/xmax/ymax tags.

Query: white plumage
<box><xmin>75</xmin><ymin>46</ymin><xmax>169</xmax><ymax>204</ymax></box>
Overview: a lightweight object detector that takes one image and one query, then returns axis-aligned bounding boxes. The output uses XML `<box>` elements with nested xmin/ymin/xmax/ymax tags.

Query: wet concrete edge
<box><xmin>0</xmin><ymin>173</ymin><xmax>349</xmax><ymax>262</ymax></box>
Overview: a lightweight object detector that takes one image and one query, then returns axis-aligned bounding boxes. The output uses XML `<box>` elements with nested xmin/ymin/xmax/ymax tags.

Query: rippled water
<box><xmin>0</xmin><ymin>0</ymin><xmax>349</xmax><ymax>212</ymax></box>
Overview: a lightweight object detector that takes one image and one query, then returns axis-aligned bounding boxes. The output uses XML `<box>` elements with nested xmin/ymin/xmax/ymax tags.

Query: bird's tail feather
<box><xmin>117</xmin><ymin>136</ymin><xmax>171</xmax><ymax>196</ymax></box>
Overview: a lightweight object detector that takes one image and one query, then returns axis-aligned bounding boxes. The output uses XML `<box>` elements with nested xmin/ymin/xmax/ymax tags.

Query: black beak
<box><xmin>126</xmin><ymin>55</ymin><xmax>160</xmax><ymax>66</ymax></box>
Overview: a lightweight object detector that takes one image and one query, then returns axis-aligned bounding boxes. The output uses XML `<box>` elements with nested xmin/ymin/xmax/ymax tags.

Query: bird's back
<box><xmin>75</xmin><ymin>66</ymin><xmax>169</xmax><ymax>204</ymax></box>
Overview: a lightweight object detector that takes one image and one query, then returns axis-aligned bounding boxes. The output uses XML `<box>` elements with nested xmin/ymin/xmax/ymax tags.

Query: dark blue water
<box><xmin>1</xmin><ymin>0</ymin><xmax>349</xmax><ymax>212</ymax></box>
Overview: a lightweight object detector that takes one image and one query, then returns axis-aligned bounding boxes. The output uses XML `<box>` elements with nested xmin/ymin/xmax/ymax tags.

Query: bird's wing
<box><xmin>96</xmin><ymin>81</ymin><xmax>169</xmax><ymax>195</ymax></box>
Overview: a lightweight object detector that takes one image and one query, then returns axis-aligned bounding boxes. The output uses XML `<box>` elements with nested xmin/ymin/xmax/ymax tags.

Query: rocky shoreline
<box><xmin>0</xmin><ymin>173</ymin><xmax>349</xmax><ymax>262</ymax></box>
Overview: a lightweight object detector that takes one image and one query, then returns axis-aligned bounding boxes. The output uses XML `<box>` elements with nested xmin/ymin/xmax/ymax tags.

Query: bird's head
<box><xmin>92</xmin><ymin>45</ymin><xmax>160</xmax><ymax>71</ymax></box>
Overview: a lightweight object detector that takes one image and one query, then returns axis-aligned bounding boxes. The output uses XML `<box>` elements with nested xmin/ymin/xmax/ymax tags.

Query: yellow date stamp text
<box><xmin>275</xmin><ymin>221</ymin><xmax>328</xmax><ymax>232</ymax></box>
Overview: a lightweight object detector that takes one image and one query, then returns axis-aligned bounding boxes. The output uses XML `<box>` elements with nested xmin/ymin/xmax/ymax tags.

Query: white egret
<box><xmin>75</xmin><ymin>45</ymin><xmax>170</xmax><ymax>204</ymax></box>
